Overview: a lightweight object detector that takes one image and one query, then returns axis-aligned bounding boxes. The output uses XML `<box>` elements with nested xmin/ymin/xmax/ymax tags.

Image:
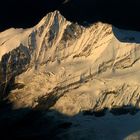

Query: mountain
<box><xmin>1</xmin><ymin>11</ymin><xmax>140</xmax><ymax>139</ymax></box>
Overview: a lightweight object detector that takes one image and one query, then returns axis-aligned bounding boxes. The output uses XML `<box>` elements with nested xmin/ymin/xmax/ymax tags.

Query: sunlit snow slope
<box><xmin>1</xmin><ymin>11</ymin><xmax>140</xmax><ymax>115</ymax></box>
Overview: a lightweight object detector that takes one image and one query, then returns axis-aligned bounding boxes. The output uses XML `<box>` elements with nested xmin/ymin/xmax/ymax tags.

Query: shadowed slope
<box><xmin>0</xmin><ymin>99</ymin><xmax>140</xmax><ymax>140</ymax></box>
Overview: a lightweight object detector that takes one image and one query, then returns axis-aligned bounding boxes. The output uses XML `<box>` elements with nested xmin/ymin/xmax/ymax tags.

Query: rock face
<box><xmin>1</xmin><ymin>10</ymin><xmax>140</xmax><ymax>115</ymax></box>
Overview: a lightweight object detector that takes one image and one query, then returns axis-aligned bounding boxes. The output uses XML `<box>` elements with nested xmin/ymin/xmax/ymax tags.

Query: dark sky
<box><xmin>0</xmin><ymin>0</ymin><xmax>140</xmax><ymax>31</ymax></box>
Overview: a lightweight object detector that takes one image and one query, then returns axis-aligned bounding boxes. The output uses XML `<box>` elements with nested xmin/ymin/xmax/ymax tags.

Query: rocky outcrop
<box><xmin>0</xmin><ymin>44</ymin><xmax>31</xmax><ymax>98</ymax></box>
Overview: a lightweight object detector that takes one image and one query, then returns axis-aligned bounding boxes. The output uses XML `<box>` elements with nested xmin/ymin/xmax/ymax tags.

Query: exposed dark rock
<box><xmin>0</xmin><ymin>44</ymin><xmax>31</xmax><ymax>98</ymax></box>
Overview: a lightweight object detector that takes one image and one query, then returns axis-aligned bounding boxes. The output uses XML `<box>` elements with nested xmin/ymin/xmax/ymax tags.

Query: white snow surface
<box><xmin>1</xmin><ymin>10</ymin><xmax>140</xmax><ymax>140</ymax></box>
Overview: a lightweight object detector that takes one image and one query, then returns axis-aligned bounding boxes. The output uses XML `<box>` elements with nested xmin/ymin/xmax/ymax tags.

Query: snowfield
<box><xmin>1</xmin><ymin>11</ymin><xmax>140</xmax><ymax>139</ymax></box>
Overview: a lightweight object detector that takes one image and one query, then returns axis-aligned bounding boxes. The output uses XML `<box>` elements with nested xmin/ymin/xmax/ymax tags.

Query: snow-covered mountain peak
<box><xmin>1</xmin><ymin>10</ymin><xmax>140</xmax><ymax>140</ymax></box>
<box><xmin>1</xmin><ymin>11</ymin><xmax>140</xmax><ymax>116</ymax></box>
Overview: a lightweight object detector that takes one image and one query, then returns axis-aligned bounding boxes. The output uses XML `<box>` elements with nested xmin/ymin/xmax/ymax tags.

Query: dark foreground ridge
<box><xmin>0</xmin><ymin>98</ymin><xmax>140</xmax><ymax>140</ymax></box>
